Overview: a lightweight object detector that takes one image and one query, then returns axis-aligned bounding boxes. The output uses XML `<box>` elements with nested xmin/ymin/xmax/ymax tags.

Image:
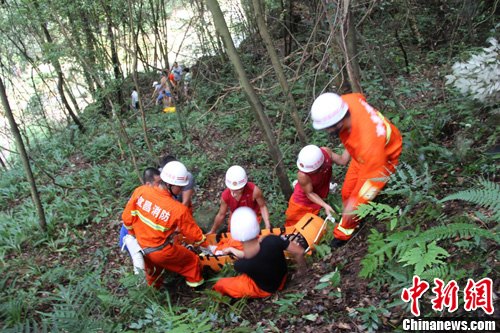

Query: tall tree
<box><xmin>101</xmin><ymin>0</ymin><xmax>125</xmax><ymax>113</ymax></box>
<box><xmin>252</xmin><ymin>0</ymin><xmax>307</xmax><ymax>145</ymax></box>
<box><xmin>339</xmin><ymin>0</ymin><xmax>362</xmax><ymax>92</ymax></box>
<box><xmin>127</xmin><ymin>0</ymin><xmax>154</xmax><ymax>158</ymax></box>
<box><xmin>0</xmin><ymin>72</ymin><xmax>47</xmax><ymax>232</ymax></box>
<box><xmin>32</xmin><ymin>0</ymin><xmax>86</xmax><ymax>132</ymax></box>
<box><xmin>206</xmin><ymin>0</ymin><xmax>292</xmax><ymax>199</ymax></box>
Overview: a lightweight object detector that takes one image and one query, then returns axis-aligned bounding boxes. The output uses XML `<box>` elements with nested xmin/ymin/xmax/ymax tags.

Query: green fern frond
<box><xmin>2</xmin><ymin>319</ymin><xmax>51</xmax><ymax>333</ymax></box>
<box><xmin>359</xmin><ymin>229</ymin><xmax>386</xmax><ymax>278</ymax></box>
<box><xmin>440</xmin><ymin>179</ymin><xmax>500</xmax><ymax>220</ymax></box>
<box><xmin>398</xmin><ymin>241</ymin><xmax>450</xmax><ymax>275</ymax></box>
<box><xmin>411</xmin><ymin>223</ymin><xmax>497</xmax><ymax>245</ymax></box>
<box><xmin>419</xmin><ymin>264</ymin><xmax>468</xmax><ymax>282</ymax></box>
<box><xmin>360</xmin><ymin>229</ymin><xmax>417</xmax><ymax>278</ymax></box>
<box><xmin>355</xmin><ymin>202</ymin><xmax>399</xmax><ymax>221</ymax></box>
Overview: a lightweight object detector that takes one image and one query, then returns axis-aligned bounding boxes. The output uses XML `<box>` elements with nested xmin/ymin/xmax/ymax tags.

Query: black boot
<box><xmin>330</xmin><ymin>238</ymin><xmax>348</xmax><ymax>249</ymax></box>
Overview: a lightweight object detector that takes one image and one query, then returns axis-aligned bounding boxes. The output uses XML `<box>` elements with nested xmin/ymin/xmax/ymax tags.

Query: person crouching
<box><xmin>213</xmin><ymin>207</ymin><xmax>306</xmax><ymax>298</ymax></box>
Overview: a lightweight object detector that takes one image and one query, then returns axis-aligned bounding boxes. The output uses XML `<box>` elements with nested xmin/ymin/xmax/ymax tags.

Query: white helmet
<box><xmin>160</xmin><ymin>161</ymin><xmax>189</xmax><ymax>186</ymax></box>
<box><xmin>311</xmin><ymin>93</ymin><xmax>348</xmax><ymax>130</ymax></box>
<box><xmin>231</xmin><ymin>207</ymin><xmax>260</xmax><ymax>242</ymax></box>
<box><xmin>225</xmin><ymin>165</ymin><xmax>247</xmax><ymax>190</ymax></box>
<box><xmin>297</xmin><ymin>145</ymin><xmax>324</xmax><ymax>173</ymax></box>
<box><xmin>152</xmin><ymin>81</ymin><xmax>158</xmax><ymax>87</ymax></box>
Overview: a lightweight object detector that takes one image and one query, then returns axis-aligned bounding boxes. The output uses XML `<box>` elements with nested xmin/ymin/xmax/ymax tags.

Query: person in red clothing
<box><xmin>213</xmin><ymin>207</ymin><xmax>306</xmax><ymax>298</ymax></box>
<box><xmin>208</xmin><ymin>165</ymin><xmax>271</xmax><ymax>234</ymax></box>
<box><xmin>311</xmin><ymin>92</ymin><xmax>403</xmax><ymax>248</ymax></box>
<box><xmin>122</xmin><ymin>161</ymin><xmax>206</xmax><ymax>288</ymax></box>
<box><xmin>284</xmin><ymin>144</ymin><xmax>349</xmax><ymax>227</ymax></box>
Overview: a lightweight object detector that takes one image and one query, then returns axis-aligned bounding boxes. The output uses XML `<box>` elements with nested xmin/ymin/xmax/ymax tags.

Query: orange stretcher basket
<box><xmin>199</xmin><ymin>213</ymin><xmax>329</xmax><ymax>272</ymax></box>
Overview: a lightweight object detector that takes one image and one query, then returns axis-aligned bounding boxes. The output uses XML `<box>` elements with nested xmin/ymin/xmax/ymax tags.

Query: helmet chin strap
<box><xmin>167</xmin><ymin>184</ymin><xmax>175</xmax><ymax>196</ymax></box>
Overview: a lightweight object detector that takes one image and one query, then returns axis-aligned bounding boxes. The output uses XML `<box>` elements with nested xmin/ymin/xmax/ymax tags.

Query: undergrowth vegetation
<box><xmin>1</xmin><ymin>5</ymin><xmax>498</xmax><ymax>333</ymax></box>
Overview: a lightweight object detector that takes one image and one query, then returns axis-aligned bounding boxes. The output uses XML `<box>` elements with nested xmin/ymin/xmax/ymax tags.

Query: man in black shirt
<box><xmin>213</xmin><ymin>207</ymin><xmax>306</xmax><ymax>298</ymax></box>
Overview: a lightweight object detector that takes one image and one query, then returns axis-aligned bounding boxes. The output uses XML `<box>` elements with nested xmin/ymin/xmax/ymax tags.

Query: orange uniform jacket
<box><xmin>335</xmin><ymin>93</ymin><xmax>403</xmax><ymax>240</ymax></box>
<box><xmin>122</xmin><ymin>185</ymin><xmax>204</xmax><ymax>247</ymax></box>
<box><xmin>122</xmin><ymin>185</ymin><xmax>205</xmax><ymax>287</ymax></box>
<box><xmin>340</xmin><ymin>93</ymin><xmax>402</xmax><ymax>180</ymax></box>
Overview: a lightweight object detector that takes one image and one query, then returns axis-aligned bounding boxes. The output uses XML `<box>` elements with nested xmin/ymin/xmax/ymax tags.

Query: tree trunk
<box><xmin>37</xmin><ymin>16</ymin><xmax>86</xmax><ymax>132</ymax></box>
<box><xmin>42</xmin><ymin>28</ymin><xmax>85</xmax><ymax>131</ymax></box>
<box><xmin>102</xmin><ymin>1</ymin><xmax>125</xmax><ymax>114</ymax></box>
<box><xmin>159</xmin><ymin>0</ymin><xmax>170</xmax><ymax>70</ymax></box>
<box><xmin>127</xmin><ymin>0</ymin><xmax>154</xmax><ymax>159</ymax></box>
<box><xmin>206</xmin><ymin>0</ymin><xmax>292</xmax><ymax>199</ymax></box>
<box><xmin>252</xmin><ymin>0</ymin><xmax>307</xmax><ymax>145</ymax></box>
<box><xmin>0</xmin><ymin>75</ymin><xmax>47</xmax><ymax>232</ymax></box>
<box><xmin>339</xmin><ymin>0</ymin><xmax>362</xmax><ymax>92</ymax></box>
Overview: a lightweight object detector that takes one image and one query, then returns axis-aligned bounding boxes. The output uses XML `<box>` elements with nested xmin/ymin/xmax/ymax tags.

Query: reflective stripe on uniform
<box><xmin>358</xmin><ymin>180</ymin><xmax>380</xmax><ymax>201</ymax></box>
<box><xmin>193</xmin><ymin>234</ymin><xmax>206</xmax><ymax>246</ymax></box>
<box><xmin>376</xmin><ymin>111</ymin><xmax>392</xmax><ymax>145</ymax></box>
<box><xmin>186</xmin><ymin>279</ymin><xmax>204</xmax><ymax>287</ymax></box>
<box><xmin>337</xmin><ymin>218</ymin><xmax>355</xmax><ymax>236</ymax></box>
<box><xmin>124</xmin><ymin>224</ymin><xmax>133</xmax><ymax>230</ymax></box>
<box><xmin>131</xmin><ymin>210</ymin><xmax>169</xmax><ymax>232</ymax></box>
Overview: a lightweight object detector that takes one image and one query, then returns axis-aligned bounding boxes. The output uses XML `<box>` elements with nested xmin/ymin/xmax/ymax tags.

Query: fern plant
<box><xmin>360</xmin><ymin>220</ymin><xmax>497</xmax><ymax>279</ymax></box>
<box><xmin>384</xmin><ymin>162</ymin><xmax>437</xmax><ymax>215</ymax></box>
<box><xmin>440</xmin><ymin>178</ymin><xmax>500</xmax><ymax>221</ymax></box>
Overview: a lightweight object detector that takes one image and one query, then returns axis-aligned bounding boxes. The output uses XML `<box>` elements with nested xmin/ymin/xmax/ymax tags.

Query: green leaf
<box><xmin>303</xmin><ymin>313</ymin><xmax>319</xmax><ymax>321</ymax></box>
<box><xmin>398</xmin><ymin>241</ymin><xmax>450</xmax><ymax>275</ymax></box>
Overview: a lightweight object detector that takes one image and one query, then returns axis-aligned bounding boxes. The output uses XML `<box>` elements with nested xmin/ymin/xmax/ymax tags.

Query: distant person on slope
<box><xmin>284</xmin><ymin>144</ymin><xmax>349</xmax><ymax>227</ymax></box>
<box><xmin>310</xmin><ymin>92</ymin><xmax>403</xmax><ymax>248</ymax></box>
<box><xmin>131</xmin><ymin>89</ymin><xmax>139</xmax><ymax>111</ymax></box>
<box><xmin>171</xmin><ymin>62</ymin><xmax>183</xmax><ymax>87</ymax></box>
<box><xmin>208</xmin><ymin>165</ymin><xmax>271</xmax><ymax>234</ymax></box>
<box><xmin>152</xmin><ymin>76</ymin><xmax>172</xmax><ymax>107</ymax></box>
<box><xmin>213</xmin><ymin>207</ymin><xmax>306</xmax><ymax>298</ymax></box>
<box><xmin>122</xmin><ymin>161</ymin><xmax>206</xmax><ymax>288</ymax></box>
<box><xmin>182</xmin><ymin>67</ymin><xmax>192</xmax><ymax>99</ymax></box>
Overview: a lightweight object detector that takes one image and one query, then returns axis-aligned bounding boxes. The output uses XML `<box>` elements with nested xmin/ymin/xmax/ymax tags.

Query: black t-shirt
<box><xmin>234</xmin><ymin>235</ymin><xmax>289</xmax><ymax>293</ymax></box>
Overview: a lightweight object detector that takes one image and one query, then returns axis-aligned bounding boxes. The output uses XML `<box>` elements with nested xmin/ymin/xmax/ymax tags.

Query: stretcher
<box><xmin>198</xmin><ymin>213</ymin><xmax>332</xmax><ymax>272</ymax></box>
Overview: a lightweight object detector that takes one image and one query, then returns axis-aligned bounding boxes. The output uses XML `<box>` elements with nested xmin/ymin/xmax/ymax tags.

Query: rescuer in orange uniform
<box><xmin>285</xmin><ymin>144</ymin><xmax>349</xmax><ymax>227</ymax></box>
<box><xmin>122</xmin><ymin>161</ymin><xmax>206</xmax><ymax>288</ymax></box>
<box><xmin>311</xmin><ymin>93</ymin><xmax>403</xmax><ymax>248</ymax></box>
<box><xmin>212</xmin><ymin>207</ymin><xmax>306</xmax><ymax>298</ymax></box>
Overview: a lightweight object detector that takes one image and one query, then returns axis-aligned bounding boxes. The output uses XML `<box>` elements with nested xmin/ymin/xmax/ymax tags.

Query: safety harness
<box><xmin>141</xmin><ymin>232</ymin><xmax>178</xmax><ymax>255</ymax></box>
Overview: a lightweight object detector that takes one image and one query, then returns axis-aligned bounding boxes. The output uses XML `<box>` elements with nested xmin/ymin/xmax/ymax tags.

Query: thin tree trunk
<box><xmin>340</xmin><ymin>0</ymin><xmax>362</xmax><ymax>93</ymax></box>
<box><xmin>102</xmin><ymin>1</ymin><xmax>125</xmax><ymax>114</ymax></box>
<box><xmin>38</xmin><ymin>20</ymin><xmax>86</xmax><ymax>131</ymax></box>
<box><xmin>127</xmin><ymin>0</ymin><xmax>154</xmax><ymax>158</ymax></box>
<box><xmin>206</xmin><ymin>0</ymin><xmax>292</xmax><ymax>199</ymax></box>
<box><xmin>252</xmin><ymin>0</ymin><xmax>307</xmax><ymax>145</ymax></box>
<box><xmin>30</xmin><ymin>68</ymin><xmax>53</xmax><ymax>135</ymax></box>
<box><xmin>0</xmin><ymin>75</ymin><xmax>47</xmax><ymax>231</ymax></box>
<box><xmin>159</xmin><ymin>0</ymin><xmax>170</xmax><ymax>70</ymax></box>
<box><xmin>0</xmin><ymin>155</ymin><xmax>6</xmax><ymax>170</ymax></box>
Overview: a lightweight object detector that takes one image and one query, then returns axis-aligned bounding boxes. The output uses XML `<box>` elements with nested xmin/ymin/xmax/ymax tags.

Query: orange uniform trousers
<box><xmin>284</xmin><ymin>198</ymin><xmax>320</xmax><ymax>227</ymax></box>
<box><xmin>213</xmin><ymin>274</ymin><xmax>286</xmax><ymax>298</ymax></box>
<box><xmin>144</xmin><ymin>244</ymin><xmax>203</xmax><ymax>289</ymax></box>
<box><xmin>333</xmin><ymin>156</ymin><xmax>400</xmax><ymax>241</ymax></box>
